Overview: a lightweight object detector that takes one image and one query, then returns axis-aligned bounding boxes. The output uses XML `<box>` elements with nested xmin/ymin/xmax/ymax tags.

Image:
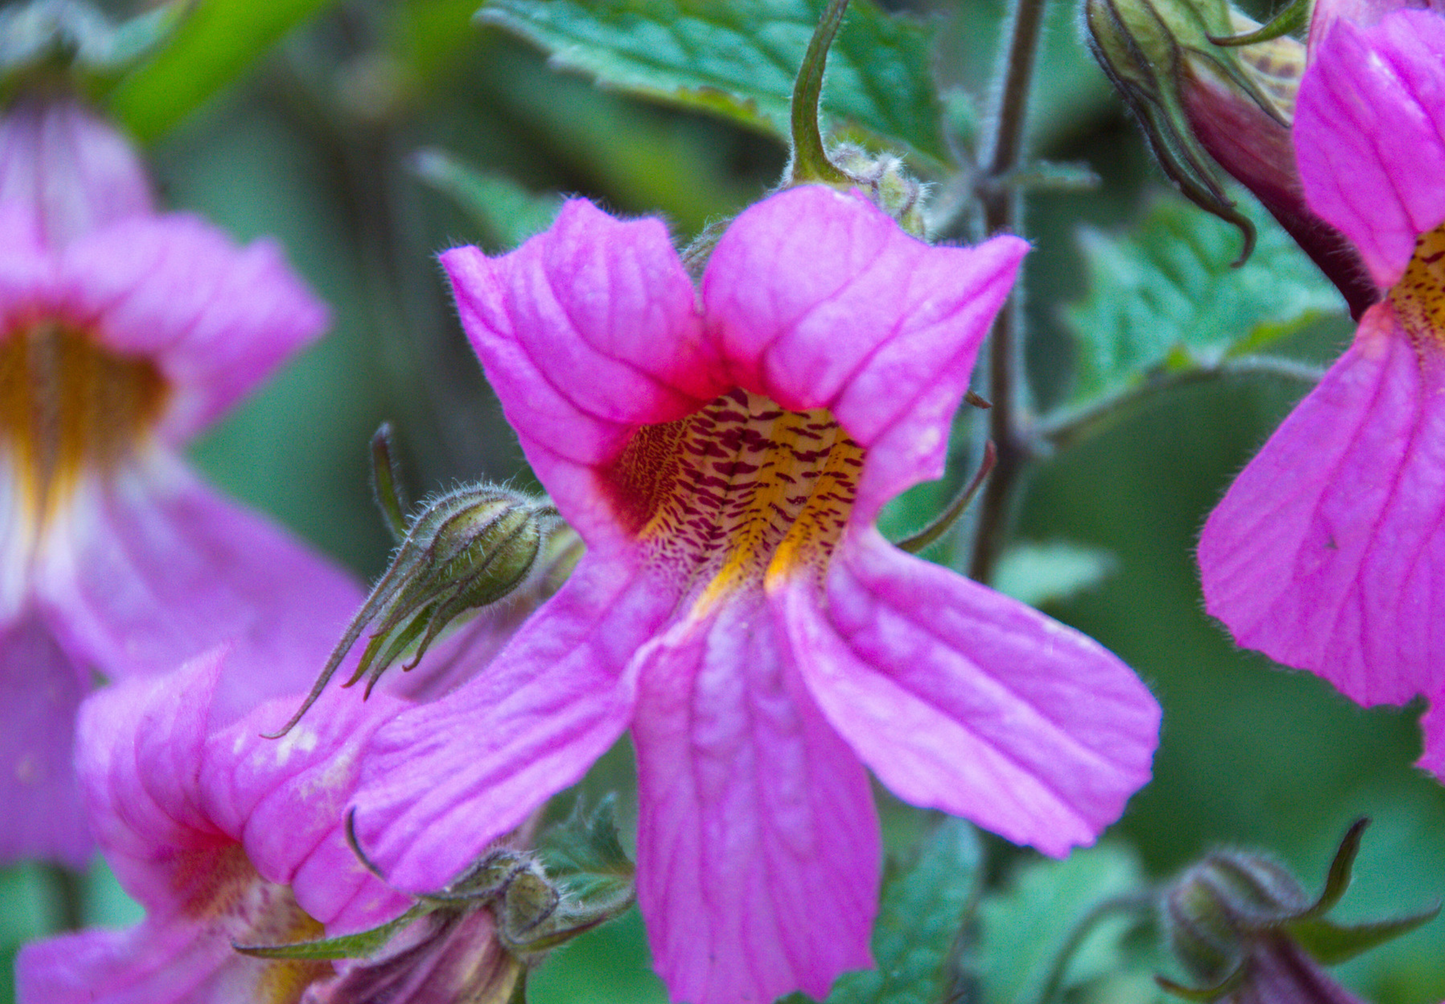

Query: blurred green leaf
<box><xmin>994</xmin><ymin>541</ymin><xmax>1116</xmax><ymax>608</ymax></box>
<box><xmin>479</xmin><ymin>0</ymin><xmax>948</xmax><ymax>169</ymax></box>
<box><xmin>1062</xmin><ymin>191</ymin><xmax>1341</xmax><ymax>406</ymax></box>
<box><xmin>109</xmin><ymin>0</ymin><xmax>339</xmax><ymax>141</ymax></box>
<box><xmin>413</xmin><ymin>148</ymin><xmax>564</xmax><ymax>250</ymax></box>
<box><xmin>822</xmin><ymin>818</ymin><xmax>981</xmax><ymax>1004</ymax></box>
<box><xmin>978</xmin><ymin>843</ymin><xmax>1147</xmax><ymax>1004</ymax></box>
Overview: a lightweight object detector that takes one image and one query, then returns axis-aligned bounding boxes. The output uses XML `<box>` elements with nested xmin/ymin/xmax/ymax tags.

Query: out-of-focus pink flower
<box><xmin>1199</xmin><ymin>7</ymin><xmax>1445</xmax><ymax>781</ymax></box>
<box><xmin>349</xmin><ymin>185</ymin><xmax>1161</xmax><ymax>1004</ymax></box>
<box><xmin>15</xmin><ymin>650</ymin><xmax>409</xmax><ymax>1004</ymax></box>
<box><xmin>0</xmin><ymin>95</ymin><xmax>362</xmax><ymax>866</ymax></box>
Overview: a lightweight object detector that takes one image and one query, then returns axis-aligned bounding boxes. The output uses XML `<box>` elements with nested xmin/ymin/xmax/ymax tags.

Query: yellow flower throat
<box><xmin>604</xmin><ymin>388</ymin><xmax>864</xmax><ymax>608</ymax></box>
<box><xmin>0</xmin><ymin>322</ymin><xmax>167</xmax><ymax>529</ymax></box>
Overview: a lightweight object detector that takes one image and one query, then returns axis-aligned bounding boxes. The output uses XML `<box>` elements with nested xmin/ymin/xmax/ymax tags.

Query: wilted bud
<box><xmin>271</xmin><ymin>479</ymin><xmax>562</xmax><ymax>736</ymax></box>
<box><xmin>1085</xmin><ymin>0</ymin><xmax>1376</xmax><ymax>315</ymax></box>
<box><xmin>1159</xmin><ymin>821</ymin><xmax>1437</xmax><ymax>1001</ymax></box>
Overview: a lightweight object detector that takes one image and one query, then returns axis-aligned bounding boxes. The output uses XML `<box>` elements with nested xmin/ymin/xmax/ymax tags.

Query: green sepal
<box><xmin>1288</xmin><ymin>908</ymin><xmax>1442</xmax><ymax>966</ymax></box>
<box><xmin>1156</xmin><ymin>965</ymin><xmax>1246</xmax><ymax>1002</ymax></box>
<box><xmin>1301</xmin><ymin>818</ymin><xmax>1367</xmax><ymax>920</ymax></box>
<box><xmin>370</xmin><ymin>423</ymin><xmax>409</xmax><ymax>544</ymax></box>
<box><xmin>1209</xmin><ymin>0</ymin><xmax>1310</xmax><ymax>46</ymax></box>
<box><xmin>233</xmin><ymin>903</ymin><xmax>431</xmax><ymax>961</ymax></box>
<box><xmin>412</xmin><ymin>148</ymin><xmax>564</xmax><ymax>251</ymax></box>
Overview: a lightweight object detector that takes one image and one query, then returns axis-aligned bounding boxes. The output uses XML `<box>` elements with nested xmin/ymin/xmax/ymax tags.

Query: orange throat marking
<box><xmin>0</xmin><ymin>321</ymin><xmax>167</xmax><ymax>531</ymax></box>
<box><xmin>604</xmin><ymin>388</ymin><xmax>865</xmax><ymax>607</ymax></box>
<box><xmin>1390</xmin><ymin>224</ymin><xmax>1445</xmax><ymax>350</ymax></box>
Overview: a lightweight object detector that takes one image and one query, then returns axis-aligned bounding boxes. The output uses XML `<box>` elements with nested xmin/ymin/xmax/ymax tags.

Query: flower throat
<box><xmin>0</xmin><ymin>321</ymin><xmax>167</xmax><ymax>527</ymax></box>
<box><xmin>604</xmin><ymin>387</ymin><xmax>864</xmax><ymax>604</ymax></box>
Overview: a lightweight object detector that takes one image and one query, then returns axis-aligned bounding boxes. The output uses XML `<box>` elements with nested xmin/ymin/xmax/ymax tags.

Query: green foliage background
<box><xmin>3</xmin><ymin>0</ymin><xmax>1443</xmax><ymax>1002</ymax></box>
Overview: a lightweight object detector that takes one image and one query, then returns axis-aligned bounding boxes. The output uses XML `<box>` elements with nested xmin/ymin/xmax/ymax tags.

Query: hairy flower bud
<box><xmin>272</xmin><ymin>482</ymin><xmax>563</xmax><ymax>736</ymax></box>
<box><xmin>1159</xmin><ymin>821</ymin><xmax>1437</xmax><ymax>1001</ymax></box>
<box><xmin>828</xmin><ymin>143</ymin><xmax>928</xmax><ymax>236</ymax></box>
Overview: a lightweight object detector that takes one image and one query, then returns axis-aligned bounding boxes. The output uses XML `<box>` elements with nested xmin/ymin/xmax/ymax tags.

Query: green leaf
<box><xmin>412</xmin><ymin>148</ymin><xmax>564</xmax><ymax>250</ymax></box>
<box><xmin>1061</xmin><ymin>190</ymin><xmax>1342</xmax><ymax>406</ymax></box>
<box><xmin>977</xmin><ymin>843</ymin><xmax>1147</xmax><ymax>1004</ymax></box>
<box><xmin>478</xmin><ymin>0</ymin><xmax>948</xmax><ymax>169</ymax></box>
<box><xmin>536</xmin><ymin>795</ymin><xmax>636</xmax><ymax>906</ymax></box>
<box><xmin>993</xmin><ymin>541</ymin><xmax>1116</xmax><ymax>608</ymax></box>
<box><xmin>108</xmin><ymin>0</ymin><xmax>340</xmax><ymax>142</ymax></box>
<box><xmin>823</xmin><ymin>818</ymin><xmax>982</xmax><ymax>1004</ymax></box>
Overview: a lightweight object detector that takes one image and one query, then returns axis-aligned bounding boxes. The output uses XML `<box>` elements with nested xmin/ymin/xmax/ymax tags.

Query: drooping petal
<box><xmin>1296</xmin><ymin>11</ymin><xmax>1445</xmax><ymax>286</ymax></box>
<box><xmin>632</xmin><ymin>591</ymin><xmax>878</xmax><ymax>1004</ymax></box>
<box><xmin>36</xmin><ymin>453</ymin><xmax>362</xmax><ymax>712</ymax></box>
<box><xmin>56</xmin><ymin>214</ymin><xmax>328</xmax><ymax>441</ymax></box>
<box><xmin>786</xmin><ymin>529</ymin><xmax>1159</xmax><ymax>857</ymax></box>
<box><xmin>0</xmin><ymin>616</ymin><xmax>91</xmax><ymax>866</ymax></box>
<box><xmin>442</xmin><ymin>200</ymin><xmax>715</xmax><ymax>547</ymax></box>
<box><xmin>350</xmin><ymin>556</ymin><xmax>668</xmax><ymax>891</ymax></box>
<box><xmin>1200</xmin><ymin>305</ymin><xmax>1445</xmax><ymax>705</ymax></box>
<box><xmin>702</xmin><ymin>185</ymin><xmax>1026</xmax><ymax>521</ymax></box>
<box><xmin>0</xmin><ymin>96</ymin><xmax>154</xmax><ymax>250</ymax></box>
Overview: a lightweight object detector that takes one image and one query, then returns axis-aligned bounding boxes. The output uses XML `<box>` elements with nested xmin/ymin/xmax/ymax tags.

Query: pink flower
<box><xmin>1198</xmin><ymin>6</ymin><xmax>1445</xmax><ymax>779</ymax></box>
<box><xmin>0</xmin><ymin>96</ymin><xmax>363</xmax><ymax>866</ymax></box>
<box><xmin>349</xmin><ymin>185</ymin><xmax>1161</xmax><ymax>1004</ymax></box>
<box><xmin>15</xmin><ymin>650</ymin><xmax>409</xmax><ymax>1004</ymax></box>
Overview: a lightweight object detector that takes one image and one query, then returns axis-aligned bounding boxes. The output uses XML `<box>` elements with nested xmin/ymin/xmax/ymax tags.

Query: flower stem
<box><xmin>967</xmin><ymin>0</ymin><xmax>1051</xmax><ymax>585</ymax></box>
<box><xmin>1035</xmin><ymin>890</ymin><xmax>1156</xmax><ymax>1004</ymax></box>
<box><xmin>43</xmin><ymin>863</ymin><xmax>85</xmax><ymax>931</ymax></box>
<box><xmin>1035</xmin><ymin>355</ymin><xmax>1325</xmax><ymax>453</ymax></box>
<box><xmin>788</xmin><ymin>0</ymin><xmax>851</xmax><ymax>186</ymax></box>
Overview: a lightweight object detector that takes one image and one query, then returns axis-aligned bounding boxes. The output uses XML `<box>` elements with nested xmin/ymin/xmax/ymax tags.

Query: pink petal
<box><xmin>16</xmin><ymin>917</ymin><xmax>304</xmax><ymax>1004</ymax></box>
<box><xmin>0</xmin><ymin>615</ymin><xmax>92</xmax><ymax>866</ymax></box>
<box><xmin>57</xmin><ymin>214</ymin><xmax>328</xmax><ymax>441</ymax></box>
<box><xmin>442</xmin><ymin>200</ymin><xmax>715</xmax><ymax>546</ymax></box>
<box><xmin>787</xmin><ymin>529</ymin><xmax>1159</xmax><ymax>857</ymax></box>
<box><xmin>632</xmin><ymin>591</ymin><xmax>877</xmax><ymax>1004</ymax></box>
<box><xmin>1418</xmin><ymin>694</ymin><xmax>1445</xmax><ymax>781</ymax></box>
<box><xmin>36</xmin><ymin>453</ymin><xmax>362</xmax><ymax>712</ymax></box>
<box><xmin>0</xmin><ymin>96</ymin><xmax>154</xmax><ymax>250</ymax></box>
<box><xmin>1199</xmin><ymin>304</ymin><xmax>1445</xmax><ymax>705</ymax></box>
<box><xmin>1308</xmin><ymin>0</ymin><xmax>1445</xmax><ymax>50</ymax></box>
<box><xmin>78</xmin><ymin>651</ymin><xmax>405</xmax><ymax>928</ymax></box>
<box><xmin>350</xmin><ymin>556</ymin><xmax>666</xmax><ymax>891</ymax></box>
<box><xmin>1296</xmin><ymin>10</ymin><xmax>1445</xmax><ymax>286</ymax></box>
<box><xmin>702</xmin><ymin>185</ymin><xmax>1026</xmax><ymax>520</ymax></box>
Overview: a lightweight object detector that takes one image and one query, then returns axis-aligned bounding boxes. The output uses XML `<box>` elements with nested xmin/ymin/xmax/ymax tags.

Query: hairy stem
<box><xmin>967</xmin><ymin>0</ymin><xmax>1051</xmax><ymax>584</ymax></box>
<box><xmin>1036</xmin><ymin>355</ymin><xmax>1325</xmax><ymax>453</ymax></box>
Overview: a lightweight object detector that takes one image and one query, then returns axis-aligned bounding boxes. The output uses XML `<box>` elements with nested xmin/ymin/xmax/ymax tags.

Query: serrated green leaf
<box><xmin>823</xmin><ymin>818</ymin><xmax>982</xmax><ymax>1004</ymax></box>
<box><xmin>1061</xmin><ymin>191</ymin><xmax>1342</xmax><ymax>406</ymax></box>
<box><xmin>479</xmin><ymin>0</ymin><xmax>948</xmax><ymax>169</ymax></box>
<box><xmin>413</xmin><ymin>148</ymin><xmax>564</xmax><ymax>250</ymax></box>
<box><xmin>994</xmin><ymin>541</ymin><xmax>1116</xmax><ymax>608</ymax></box>
<box><xmin>108</xmin><ymin>0</ymin><xmax>338</xmax><ymax>142</ymax></box>
<box><xmin>978</xmin><ymin>843</ymin><xmax>1147</xmax><ymax>1004</ymax></box>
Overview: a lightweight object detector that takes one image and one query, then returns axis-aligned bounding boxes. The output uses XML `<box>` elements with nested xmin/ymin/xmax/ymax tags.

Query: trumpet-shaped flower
<box><xmin>1199</xmin><ymin>5</ymin><xmax>1445</xmax><ymax>779</ymax></box>
<box><xmin>0</xmin><ymin>96</ymin><xmax>362</xmax><ymax>866</ymax></box>
<box><xmin>15</xmin><ymin>649</ymin><xmax>409</xmax><ymax>1004</ymax></box>
<box><xmin>350</xmin><ymin>185</ymin><xmax>1161</xmax><ymax>1004</ymax></box>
